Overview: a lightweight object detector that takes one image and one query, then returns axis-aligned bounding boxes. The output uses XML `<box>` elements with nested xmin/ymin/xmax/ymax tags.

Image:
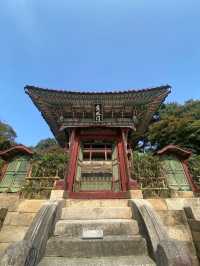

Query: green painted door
<box><xmin>0</xmin><ymin>156</ymin><xmax>30</xmax><ymax>192</ymax></box>
<box><xmin>162</xmin><ymin>155</ymin><xmax>191</xmax><ymax>191</ymax></box>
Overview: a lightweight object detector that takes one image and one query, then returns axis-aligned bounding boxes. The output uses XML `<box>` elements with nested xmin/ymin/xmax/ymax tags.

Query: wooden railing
<box><xmin>21</xmin><ymin>175</ymin><xmax>61</xmax><ymax>199</ymax></box>
<box><xmin>136</xmin><ymin>176</ymin><xmax>170</xmax><ymax>198</ymax></box>
<box><xmin>73</xmin><ymin>175</ymin><xmax>120</xmax><ymax>192</ymax></box>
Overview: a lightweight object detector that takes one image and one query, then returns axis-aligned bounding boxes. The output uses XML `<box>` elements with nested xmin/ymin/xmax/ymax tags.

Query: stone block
<box><xmin>165</xmin><ymin>198</ymin><xmax>185</xmax><ymax>210</ymax></box>
<box><xmin>188</xmin><ymin>219</ymin><xmax>200</xmax><ymax>231</ymax></box>
<box><xmin>38</xmin><ymin>255</ymin><xmax>156</xmax><ymax>266</ymax></box>
<box><xmin>171</xmin><ymin>191</ymin><xmax>194</xmax><ymax>198</ymax></box>
<box><xmin>157</xmin><ymin>210</ymin><xmax>188</xmax><ymax>226</ymax></box>
<box><xmin>4</xmin><ymin>212</ymin><xmax>35</xmax><ymax>226</ymax></box>
<box><xmin>0</xmin><ymin>208</ymin><xmax>7</xmax><ymax>230</ymax></box>
<box><xmin>17</xmin><ymin>200</ymin><xmax>46</xmax><ymax>213</ymax></box>
<box><xmin>156</xmin><ymin>239</ymin><xmax>193</xmax><ymax>266</ymax></box>
<box><xmin>184</xmin><ymin>198</ymin><xmax>200</xmax><ymax>207</ymax></box>
<box><xmin>7</xmin><ymin>200</ymin><xmax>23</xmax><ymax>212</ymax></box>
<box><xmin>192</xmin><ymin>231</ymin><xmax>200</xmax><ymax>241</ymax></box>
<box><xmin>146</xmin><ymin>199</ymin><xmax>168</xmax><ymax>211</ymax></box>
<box><xmin>65</xmin><ymin>199</ymin><xmax>128</xmax><ymax>208</ymax></box>
<box><xmin>45</xmin><ymin>235</ymin><xmax>147</xmax><ymax>257</ymax></box>
<box><xmin>0</xmin><ymin>240</ymin><xmax>32</xmax><ymax>266</ymax></box>
<box><xmin>50</xmin><ymin>190</ymin><xmax>65</xmax><ymax>200</ymax></box>
<box><xmin>0</xmin><ymin>225</ymin><xmax>28</xmax><ymax>242</ymax></box>
<box><xmin>0</xmin><ymin>243</ymin><xmax>10</xmax><ymax>255</ymax></box>
<box><xmin>194</xmin><ymin>241</ymin><xmax>200</xmax><ymax>255</ymax></box>
<box><xmin>0</xmin><ymin>194</ymin><xmax>20</xmax><ymax>210</ymax></box>
<box><xmin>128</xmin><ymin>190</ymin><xmax>143</xmax><ymax>199</ymax></box>
<box><xmin>0</xmin><ymin>208</ymin><xmax>7</xmax><ymax>220</ymax></box>
<box><xmin>178</xmin><ymin>240</ymin><xmax>198</xmax><ymax>259</ymax></box>
<box><xmin>54</xmin><ymin>219</ymin><xmax>139</xmax><ymax>237</ymax></box>
<box><xmin>191</xmin><ymin>207</ymin><xmax>200</xmax><ymax>220</ymax></box>
<box><xmin>61</xmin><ymin>207</ymin><xmax>132</xmax><ymax>220</ymax></box>
<box><xmin>165</xmin><ymin>225</ymin><xmax>192</xmax><ymax>242</ymax></box>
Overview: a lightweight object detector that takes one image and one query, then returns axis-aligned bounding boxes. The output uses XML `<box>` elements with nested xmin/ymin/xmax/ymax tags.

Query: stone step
<box><xmin>54</xmin><ymin>219</ymin><xmax>139</xmax><ymax>237</ymax></box>
<box><xmin>190</xmin><ymin>206</ymin><xmax>200</xmax><ymax>220</ymax></box>
<box><xmin>65</xmin><ymin>199</ymin><xmax>128</xmax><ymax>208</ymax></box>
<box><xmin>0</xmin><ymin>243</ymin><xmax>10</xmax><ymax>256</ymax></box>
<box><xmin>61</xmin><ymin>207</ymin><xmax>132</xmax><ymax>220</ymax></box>
<box><xmin>45</xmin><ymin>235</ymin><xmax>147</xmax><ymax>258</ymax></box>
<box><xmin>39</xmin><ymin>255</ymin><xmax>156</xmax><ymax>266</ymax></box>
<box><xmin>3</xmin><ymin>212</ymin><xmax>35</xmax><ymax>226</ymax></box>
<box><xmin>0</xmin><ymin>225</ymin><xmax>28</xmax><ymax>242</ymax></box>
<box><xmin>156</xmin><ymin>210</ymin><xmax>188</xmax><ymax>226</ymax></box>
<box><xmin>16</xmin><ymin>199</ymin><xmax>47</xmax><ymax>213</ymax></box>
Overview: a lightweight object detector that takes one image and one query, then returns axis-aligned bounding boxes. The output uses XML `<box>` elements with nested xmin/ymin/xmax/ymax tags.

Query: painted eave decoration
<box><xmin>25</xmin><ymin>85</ymin><xmax>171</xmax><ymax>147</ymax></box>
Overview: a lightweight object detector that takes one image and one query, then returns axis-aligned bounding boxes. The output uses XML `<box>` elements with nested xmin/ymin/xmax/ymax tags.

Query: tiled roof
<box><xmin>25</xmin><ymin>85</ymin><xmax>171</xmax><ymax>146</ymax></box>
<box><xmin>0</xmin><ymin>145</ymin><xmax>34</xmax><ymax>160</ymax></box>
<box><xmin>25</xmin><ymin>84</ymin><xmax>171</xmax><ymax>95</ymax></box>
<box><xmin>156</xmin><ymin>144</ymin><xmax>192</xmax><ymax>159</ymax></box>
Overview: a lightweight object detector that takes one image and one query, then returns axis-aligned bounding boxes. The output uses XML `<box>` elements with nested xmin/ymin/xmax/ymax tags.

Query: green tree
<box><xmin>0</xmin><ymin>121</ymin><xmax>17</xmax><ymax>150</ymax></box>
<box><xmin>146</xmin><ymin>100</ymin><xmax>200</xmax><ymax>154</ymax></box>
<box><xmin>188</xmin><ymin>155</ymin><xmax>200</xmax><ymax>184</ymax></box>
<box><xmin>34</xmin><ymin>138</ymin><xmax>57</xmax><ymax>152</ymax></box>
<box><xmin>32</xmin><ymin>138</ymin><xmax>68</xmax><ymax>178</ymax></box>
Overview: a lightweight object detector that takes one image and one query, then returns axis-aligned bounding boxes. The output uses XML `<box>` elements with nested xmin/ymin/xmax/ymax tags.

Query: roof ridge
<box><xmin>25</xmin><ymin>84</ymin><xmax>171</xmax><ymax>95</ymax></box>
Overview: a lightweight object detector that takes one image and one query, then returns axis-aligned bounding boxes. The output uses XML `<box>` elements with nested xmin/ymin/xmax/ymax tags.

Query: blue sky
<box><xmin>0</xmin><ymin>0</ymin><xmax>200</xmax><ymax>146</ymax></box>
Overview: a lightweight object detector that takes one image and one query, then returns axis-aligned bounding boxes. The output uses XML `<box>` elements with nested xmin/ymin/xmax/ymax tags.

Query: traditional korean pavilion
<box><xmin>25</xmin><ymin>85</ymin><xmax>170</xmax><ymax>198</ymax></box>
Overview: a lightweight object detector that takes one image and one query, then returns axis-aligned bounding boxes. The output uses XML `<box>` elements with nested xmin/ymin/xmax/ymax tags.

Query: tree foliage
<box><xmin>32</xmin><ymin>138</ymin><xmax>68</xmax><ymax>179</ymax></box>
<box><xmin>188</xmin><ymin>155</ymin><xmax>200</xmax><ymax>184</ymax></box>
<box><xmin>131</xmin><ymin>152</ymin><xmax>165</xmax><ymax>181</ymax></box>
<box><xmin>146</xmin><ymin>100</ymin><xmax>200</xmax><ymax>154</ymax></box>
<box><xmin>0</xmin><ymin>121</ymin><xmax>17</xmax><ymax>150</ymax></box>
<box><xmin>34</xmin><ymin>138</ymin><xmax>57</xmax><ymax>152</ymax></box>
<box><xmin>130</xmin><ymin>151</ymin><xmax>169</xmax><ymax>198</ymax></box>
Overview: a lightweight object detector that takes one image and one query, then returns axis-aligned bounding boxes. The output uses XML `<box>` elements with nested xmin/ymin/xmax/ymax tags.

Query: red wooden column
<box><xmin>117</xmin><ymin>129</ymin><xmax>129</xmax><ymax>192</ymax></box>
<box><xmin>182</xmin><ymin>160</ymin><xmax>197</xmax><ymax>193</ymax></box>
<box><xmin>0</xmin><ymin>163</ymin><xmax>8</xmax><ymax>182</ymax></box>
<box><xmin>66</xmin><ymin>129</ymin><xmax>80</xmax><ymax>192</ymax></box>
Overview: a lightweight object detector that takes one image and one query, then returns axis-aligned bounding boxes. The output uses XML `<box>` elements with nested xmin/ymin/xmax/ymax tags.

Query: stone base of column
<box><xmin>170</xmin><ymin>190</ymin><xmax>194</xmax><ymax>198</ymax></box>
<box><xmin>50</xmin><ymin>190</ymin><xmax>66</xmax><ymax>200</ymax></box>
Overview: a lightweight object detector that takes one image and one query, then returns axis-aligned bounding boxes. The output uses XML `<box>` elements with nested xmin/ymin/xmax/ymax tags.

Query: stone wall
<box><xmin>0</xmin><ymin>194</ymin><xmax>47</xmax><ymax>255</ymax></box>
<box><xmin>188</xmin><ymin>219</ymin><xmax>200</xmax><ymax>261</ymax></box>
<box><xmin>184</xmin><ymin>205</ymin><xmax>200</xmax><ymax>261</ymax></box>
<box><xmin>146</xmin><ymin>198</ymin><xmax>200</xmax><ymax>265</ymax></box>
<box><xmin>0</xmin><ymin>208</ymin><xmax>7</xmax><ymax>231</ymax></box>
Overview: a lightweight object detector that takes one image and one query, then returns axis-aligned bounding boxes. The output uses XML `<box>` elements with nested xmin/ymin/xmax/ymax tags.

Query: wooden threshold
<box><xmin>68</xmin><ymin>191</ymin><xmax>128</xmax><ymax>199</ymax></box>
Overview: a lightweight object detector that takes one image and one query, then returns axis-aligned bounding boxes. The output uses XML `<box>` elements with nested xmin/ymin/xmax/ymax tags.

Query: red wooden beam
<box><xmin>182</xmin><ymin>160</ymin><xmax>199</xmax><ymax>193</ymax></box>
<box><xmin>69</xmin><ymin>191</ymin><xmax>128</xmax><ymax>199</ymax></box>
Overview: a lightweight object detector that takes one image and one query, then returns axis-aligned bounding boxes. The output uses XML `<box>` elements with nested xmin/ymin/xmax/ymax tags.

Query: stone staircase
<box><xmin>0</xmin><ymin>198</ymin><xmax>46</xmax><ymax>255</ymax></box>
<box><xmin>147</xmin><ymin>199</ymin><xmax>200</xmax><ymax>265</ymax></box>
<box><xmin>39</xmin><ymin>199</ymin><xmax>155</xmax><ymax>266</ymax></box>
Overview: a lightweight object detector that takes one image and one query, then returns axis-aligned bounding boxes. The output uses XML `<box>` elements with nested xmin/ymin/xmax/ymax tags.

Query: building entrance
<box><xmin>73</xmin><ymin>141</ymin><xmax>120</xmax><ymax>192</ymax></box>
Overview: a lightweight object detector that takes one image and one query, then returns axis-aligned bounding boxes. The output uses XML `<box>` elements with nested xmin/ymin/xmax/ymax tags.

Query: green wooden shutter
<box><xmin>11</xmin><ymin>157</ymin><xmax>30</xmax><ymax>192</ymax></box>
<box><xmin>162</xmin><ymin>155</ymin><xmax>191</xmax><ymax>191</ymax></box>
<box><xmin>0</xmin><ymin>160</ymin><xmax>18</xmax><ymax>192</ymax></box>
<box><xmin>0</xmin><ymin>156</ymin><xmax>30</xmax><ymax>192</ymax></box>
